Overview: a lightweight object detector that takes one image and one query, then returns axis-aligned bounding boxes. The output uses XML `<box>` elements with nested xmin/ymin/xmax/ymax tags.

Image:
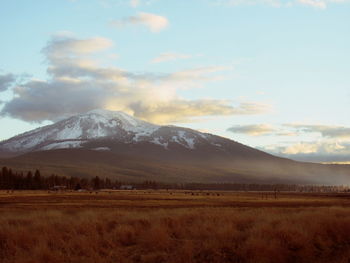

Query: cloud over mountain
<box><xmin>0</xmin><ymin>35</ymin><xmax>269</xmax><ymax>123</ymax></box>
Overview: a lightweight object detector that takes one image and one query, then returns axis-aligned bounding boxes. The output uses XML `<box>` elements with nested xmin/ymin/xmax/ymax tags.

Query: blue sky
<box><xmin>0</xmin><ymin>0</ymin><xmax>349</xmax><ymax>162</ymax></box>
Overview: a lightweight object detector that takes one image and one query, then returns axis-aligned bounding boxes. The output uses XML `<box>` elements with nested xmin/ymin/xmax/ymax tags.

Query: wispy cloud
<box><xmin>285</xmin><ymin>124</ymin><xmax>350</xmax><ymax>139</ymax></box>
<box><xmin>296</xmin><ymin>0</ymin><xmax>327</xmax><ymax>9</ymax></box>
<box><xmin>151</xmin><ymin>52</ymin><xmax>196</xmax><ymax>64</ymax></box>
<box><xmin>130</xmin><ymin>0</ymin><xmax>140</xmax><ymax>7</ymax></box>
<box><xmin>227</xmin><ymin>123</ymin><xmax>350</xmax><ymax>139</ymax></box>
<box><xmin>215</xmin><ymin>0</ymin><xmax>283</xmax><ymax>7</ymax></box>
<box><xmin>43</xmin><ymin>34</ymin><xmax>113</xmax><ymax>57</ymax></box>
<box><xmin>129</xmin><ymin>100</ymin><xmax>270</xmax><ymax>123</ymax></box>
<box><xmin>212</xmin><ymin>0</ymin><xmax>349</xmax><ymax>9</ymax></box>
<box><xmin>227</xmin><ymin>124</ymin><xmax>276</xmax><ymax>136</ymax></box>
<box><xmin>111</xmin><ymin>12</ymin><xmax>169</xmax><ymax>33</ymax></box>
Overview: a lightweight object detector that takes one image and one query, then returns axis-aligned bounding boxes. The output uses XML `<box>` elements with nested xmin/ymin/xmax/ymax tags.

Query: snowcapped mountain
<box><xmin>0</xmin><ymin>109</ymin><xmax>250</xmax><ymax>160</ymax></box>
<box><xmin>1</xmin><ymin>109</ymin><xmax>349</xmax><ymax>185</ymax></box>
<box><xmin>0</xmin><ymin>109</ymin><xmax>158</xmax><ymax>152</ymax></box>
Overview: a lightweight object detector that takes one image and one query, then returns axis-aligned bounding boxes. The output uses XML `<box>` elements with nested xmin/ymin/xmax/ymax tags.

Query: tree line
<box><xmin>0</xmin><ymin>166</ymin><xmax>102</xmax><ymax>190</ymax></box>
<box><xmin>0</xmin><ymin>166</ymin><xmax>163</xmax><ymax>190</ymax></box>
<box><xmin>0</xmin><ymin>166</ymin><xmax>349</xmax><ymax>192</ymax></box>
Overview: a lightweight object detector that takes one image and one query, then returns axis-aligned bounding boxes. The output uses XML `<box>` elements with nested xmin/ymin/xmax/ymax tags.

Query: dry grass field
<box><xmin>1</xmin><ymin>190</ymin><xmax>350</xmax><ymax>263</ymax></box>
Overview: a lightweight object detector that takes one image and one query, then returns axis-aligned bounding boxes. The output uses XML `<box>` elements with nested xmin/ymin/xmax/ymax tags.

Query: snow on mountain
<box><xmin>0</xmin><ymin>109</ymin><xmax>218</xmax><ymax>154</ymax></box>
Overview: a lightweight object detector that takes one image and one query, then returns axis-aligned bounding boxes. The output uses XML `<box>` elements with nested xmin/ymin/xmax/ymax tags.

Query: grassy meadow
<box><xmin>1</xmin><ymin>190</ymin><xmax>350</xmax><ymax>263</ymax></box>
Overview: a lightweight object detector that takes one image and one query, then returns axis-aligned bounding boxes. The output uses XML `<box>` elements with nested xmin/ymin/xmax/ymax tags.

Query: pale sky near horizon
<box><xmin>0</xmin><ymin>0</ymin><xmax>349</xmax><ymax>163</ymax></box>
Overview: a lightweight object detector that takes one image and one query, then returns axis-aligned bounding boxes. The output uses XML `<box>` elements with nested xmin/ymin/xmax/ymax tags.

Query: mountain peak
<box><xmin>81</xmin><ymin>109</ymin><xmax>158</xmax><ymax>130</ymax></box>
<box><xmin>1</xmin><ymin>109</ymin><xmax>215</xmax><ymax>153</ymax></box>
<box><xmin>86</xmin><ymin>108</ymin><xmax>129</xmax><ymax>118</ymax></box>
<box><xmin>87</xmin><ymin>108</ymin><xmax>115</xmax><ymax>114</ymax></box>
<box><xmin>0</xmin><ymin>109</ymin><xmax>285</xmax><ymax>176</ymax></box>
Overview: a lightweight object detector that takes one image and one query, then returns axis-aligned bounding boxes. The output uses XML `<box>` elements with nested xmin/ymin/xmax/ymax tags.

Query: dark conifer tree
<box><xmin>92</xmin><ymin>176</ymin><xmax>100</xmax><ymax>190</ymax></box>
<box><xmin>26</xmin><ymin>171</ymin><xmax>33</xmax><ymax>189</ymax></box>
<box><xmin>33</xmin><ymin>169</ymin><xmax>42</xmax><ymax>189</ymax></box>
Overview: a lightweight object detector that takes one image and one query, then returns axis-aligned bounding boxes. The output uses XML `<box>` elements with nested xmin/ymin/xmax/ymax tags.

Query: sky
<box><xmin>0</xmin><ymin>0</ymin><xmax>349</xmax><ymax>163</ymax></box>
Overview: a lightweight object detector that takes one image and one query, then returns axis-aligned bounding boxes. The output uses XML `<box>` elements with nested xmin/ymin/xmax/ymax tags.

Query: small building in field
<box><xmin>120</xmin><ymin>185</ymin><xmax>135</xmax><ymax>190</ymax></box>
<box><xmin>51</xmin><ymin>185</ymin><xmax>67</xmax><ymax>191</ymax></box>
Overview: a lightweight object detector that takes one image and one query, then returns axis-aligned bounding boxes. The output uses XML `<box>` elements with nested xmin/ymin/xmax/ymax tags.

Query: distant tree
<box><xmin>2</xmin><ymin>167</ymin><xmax>8</xmax><ymax>177</ymax></box>
<box><xmin>26</xmin><ymin>171</ymin><xmax>33</xmax><ymax>189</ymax></box>
<box><xmin>80</xmin><ymin>178</ymin><xmax>89</xmax><ymax>189</ymax></box>
<box><xmin>47</xmin><ymin>174</ymin><xmax>56</xmax><ymax>188</ymax></box>
<box><xmin>74</xmin><ymin>183</ymin><xmax>82</xmax><ymax>191</ymax></box>
<box><xmin>33</xmin><ymin>169</ymin><xmax>42</xmax><ymax>189</ymax></box>
<box><xmin>69</xmin><ymin>176</ymin><xmax>79</xmax><ymax>189</ymax></box>
<box><xmin>92</xmin><ymin>176</ymin><xmax>101</xmax><ymax>190</ymax></box>
<box><xmin>105</xmin><ymin>178</ymin><xmax>112</xmax><ymax>189</ymax></box>
<box><xmin>14</xmin><ymin>172</ymin><xmax>24</xmax><ymax>189</ymax></box>
<box><xmin>0</xmin><ymin>167</ymin><xmax>9</xmax><ymax>189</ymax></box>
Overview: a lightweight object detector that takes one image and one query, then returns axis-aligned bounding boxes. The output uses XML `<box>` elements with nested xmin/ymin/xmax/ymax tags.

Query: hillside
<box><xmin>1</xmin><ymin>148</ymin><xmax>349</xmax><ymax>185</ymax></box>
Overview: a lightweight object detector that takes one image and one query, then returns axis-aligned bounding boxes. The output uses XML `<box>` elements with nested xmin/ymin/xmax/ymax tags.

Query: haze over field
<box><xmin>1</xmin><ymin>0</ymin><xmax>350</xmax><ymax>165</ymax></box>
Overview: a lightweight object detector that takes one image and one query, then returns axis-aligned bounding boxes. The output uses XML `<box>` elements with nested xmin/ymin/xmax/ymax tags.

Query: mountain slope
<box><xmin>0</xmin><ymin>149</ymin><xmax>284</xmax><ymax>184</ymax></box>
<box><xmin>1</xmin><ymin>148</ymin><xmax>349</xmax><ymax>185</ymax></box>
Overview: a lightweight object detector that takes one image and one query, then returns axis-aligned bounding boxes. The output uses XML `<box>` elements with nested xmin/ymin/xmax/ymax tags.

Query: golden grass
<box><xmin>1</xmin><ymin>191</ymin><xmax>350</xmax><ymax>263</ymax></box>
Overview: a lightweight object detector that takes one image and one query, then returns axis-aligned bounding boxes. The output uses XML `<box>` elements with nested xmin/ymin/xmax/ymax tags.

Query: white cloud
<box><xmin>0</xmin><ymin>35</ymin><xmax>269</xmax><ymax>124</ymax></box>
<box><xmin>282</xmin><ymin>142</ymin><xmax>320</xmax><ymax>154</ymax></box>
<box><xmin>126</xmin><ymin>100</ymin><xmax>270</xmax><ymax>123</ymax></box>
<box><xmin>111</xmin><ymin>12</ymin><xmax>169</xmax><ymax>33</ymax></box>
<box><xmin>284</xmin><ymin>140</ymin><xmax>349</xmax><ymax>157</ymax></box>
